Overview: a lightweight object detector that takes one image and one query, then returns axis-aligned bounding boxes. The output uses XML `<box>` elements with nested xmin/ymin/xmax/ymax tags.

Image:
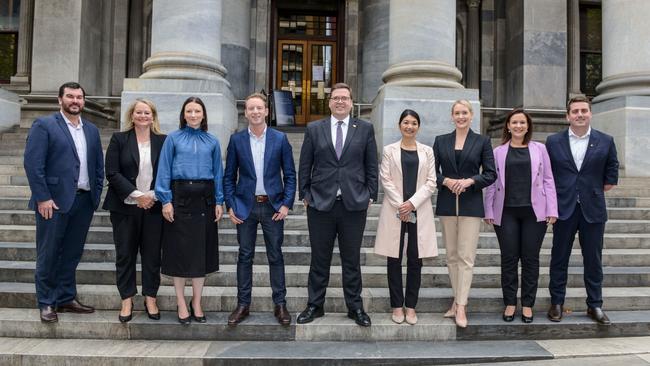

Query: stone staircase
<box><xmin>2</xmin><ymin>126</ymin><xmax>650</xmax><ymax>363</ymax></box>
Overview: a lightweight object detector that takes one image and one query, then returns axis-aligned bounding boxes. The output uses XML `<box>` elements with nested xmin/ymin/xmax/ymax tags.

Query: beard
<box><xmin>62</xmin><ymin>103</ymin><xmax>83</xmax><ymax>115</ymax></box>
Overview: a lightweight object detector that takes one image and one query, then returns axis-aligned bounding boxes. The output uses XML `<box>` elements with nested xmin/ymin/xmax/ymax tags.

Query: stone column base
<box><xmin>121</xmin><ymin>78</ymin><xmax>237</xmax><ymax>153</ymax></box>
<box><xmin>592</xmin><ymin>96</ymin><xmax>650</xmax><ymax>177</ymax></box>
<box><xmin>371</xmin><ymin>85</ymin><xmax>480</xmax><ymax>153</ymax></box>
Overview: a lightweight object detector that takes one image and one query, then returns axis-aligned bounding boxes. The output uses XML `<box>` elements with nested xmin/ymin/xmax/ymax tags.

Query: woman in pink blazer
<box><xmin>484</xmin><ymin>108</ymin><xmax>558</xmax><ymax>323</ymax></box>
<box><xmin>374</xmin><ymin>109</ymin><xmax>438</xmax><ymax>325</ymax></box>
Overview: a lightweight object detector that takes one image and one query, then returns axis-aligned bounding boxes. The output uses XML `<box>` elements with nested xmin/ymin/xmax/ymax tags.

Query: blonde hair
<box><xmin>451</xmin><ymin>99</ymin><xmax>474</xmax><ymax>115</ymax></box>
<box><xmin>123</xmin><ymin>99</ymin><xmax>162</xmax><ymax>134</ymax></box>
<box><xmin>245</xmin><ymin>92</ymin><xmax>268</xmax><ymax>108</ymax></box>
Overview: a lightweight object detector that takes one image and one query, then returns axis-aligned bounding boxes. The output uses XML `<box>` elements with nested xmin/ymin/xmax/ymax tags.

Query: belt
<box><xmin>173</xmin><ymin>179</ymin><xmax>212</xmax><ymax>186</ymax></box>
<box><xmin>255</xmin><ymin>195</ymin><xmax>269</xmax><ymax>203</ymax></box>
<box><xmin>76</xmin><ymin>189</ymin><xmax>90</xmax><ymax>195</ymax></box>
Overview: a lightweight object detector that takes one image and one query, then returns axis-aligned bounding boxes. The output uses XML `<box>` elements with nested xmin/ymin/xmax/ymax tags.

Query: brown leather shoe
<box><xmin>40</xmin><ymin>305</ymin><xmax>58</xmax><ymax>323</ymax></box>
<box><xmin>228</xmin><ymin>305</ymin><xmax>250</xmax><ymax>325</ymax></box>
<box><xmin>587</xmin><ymin>307</ymin><xmax>611</xmax><ymax>325</ymax></box>
<box><xmin>274</xmin><ymin>304</ymin><xmax>291</xmax><ymax>326</ymax></box>
<box><xmin>547</xmin><ymin>304</ymin><xmax>563</xmax><ymax>322</ymax></box>
<box><xmin>56</xmin><ymin>299</ymin><xmax>95</xmax><ymax>314</ymax></box>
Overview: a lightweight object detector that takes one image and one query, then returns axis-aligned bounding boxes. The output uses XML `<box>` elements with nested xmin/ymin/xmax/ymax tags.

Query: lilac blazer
<box><xmin>483</xmin><ymin>141</ymin><xmax>558</xmax><ymax>226</ymax></box>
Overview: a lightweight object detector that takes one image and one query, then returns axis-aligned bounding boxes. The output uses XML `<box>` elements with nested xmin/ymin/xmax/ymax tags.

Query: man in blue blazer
<box><xmin>223</xmin><ymin>93</ymin><xmax>296</xmax><ymax>326</ymax></box>
<box><xmin>24</xmin><ymin>82</ymin><xmax>104</xmax><ymax>322</ymax></box>
<box><xmin>546</xmin><ymin>95</ymin><xmax>619</xmax><ymax>325</ymax></box>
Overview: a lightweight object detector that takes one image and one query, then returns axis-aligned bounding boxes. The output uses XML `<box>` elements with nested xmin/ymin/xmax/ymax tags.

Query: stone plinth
<box><xmin>0</xmin><ymin>89</ymin><xmax>21</xmax><ymax>132</ymax></box>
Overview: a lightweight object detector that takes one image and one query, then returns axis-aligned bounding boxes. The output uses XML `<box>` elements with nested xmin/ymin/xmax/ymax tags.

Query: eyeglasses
<box><xmin>330</xmin><ymin>96</ymin><xmax>351</xmax><ymax>103</ymax></box>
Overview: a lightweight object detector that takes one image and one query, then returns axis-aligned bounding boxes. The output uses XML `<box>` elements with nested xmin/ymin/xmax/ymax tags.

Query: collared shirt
<box><xmin>61</xmin><ymin>112</ymin><xmax>90</xmax><ymax>191</ymax></box>
<box><xmin>155</xmin><ymin>127</ymin><xmax>224</xmax><ymax>205</ymax></box>
<box><xmin>125</xmin><ymin>141</ymin><xmax>155</xmax><ymax>205</ymax></box>
<box><xmin>249</xmin><ymin>126</ymin><xmax>267</xmax><ymax>195</ymax></box>
<box><xmin>568</xmin><ymin>126</ymin><xmax>591</xmax><ymax>171</ymax></box>
<box><xmin>330</xmin><ymin>115</ymin><xmax>350</xmax><ymax>150</ymax></box>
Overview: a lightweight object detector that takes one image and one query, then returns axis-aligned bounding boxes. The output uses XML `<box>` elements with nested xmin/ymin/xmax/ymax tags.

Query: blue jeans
<box><xmin>236</xmin><ymin>201</ymin><xmax>286</xmax><ymax>306</ymax></box>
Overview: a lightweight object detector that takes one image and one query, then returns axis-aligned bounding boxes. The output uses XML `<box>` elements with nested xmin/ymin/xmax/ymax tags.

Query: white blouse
<box><xmin>124</xmin><ymin>141</ymin><xmax>156</xmax><ymax>204</ymax></box>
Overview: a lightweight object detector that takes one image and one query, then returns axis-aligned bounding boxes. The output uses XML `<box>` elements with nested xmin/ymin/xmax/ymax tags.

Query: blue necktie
<box><xmin>335</xmin><ymin>121</ymin><xmax>343</xmax><ymax>160</ymax></box>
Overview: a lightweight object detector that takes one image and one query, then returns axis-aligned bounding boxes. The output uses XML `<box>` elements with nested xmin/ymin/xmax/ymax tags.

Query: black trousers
<box><xmin>387</xmin><ymin>221</ymin><xmax>422</xmax><ymax>308</ymax></box>
<box><xmin>110</xmin><ymin>208</ymin><xmax>163</xmax><ymax>299</ymax></box>
<box><xmin>493</xmin><ymin>206</ymin><xmax>547</xmax><ymax>307</ymax></box>
<box><xmin>306</xmin><ymin>201</ymin><xmax>367</xmax><ymax>311</ymax></box>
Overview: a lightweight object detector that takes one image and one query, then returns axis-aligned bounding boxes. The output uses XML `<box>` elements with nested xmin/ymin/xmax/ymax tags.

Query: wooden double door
<box><xmin>276</xmin><ymin>40</ymin><xmax>337</xmax><ymax>125</ymax></box>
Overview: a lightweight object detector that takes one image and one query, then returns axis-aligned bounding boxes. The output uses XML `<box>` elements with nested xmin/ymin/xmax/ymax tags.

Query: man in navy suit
<box><xmin>24</xmin><ymin>82</ymin><xmax>104</xmax><ymax>322</ymax></box>
<box><xmin>297</xmin><ymin>82</ymin><xmax>378</xmax><ymax>327</ymax></box>
<box><xmin>546</xmin><ymin>95</ymin><xmax>619</xmax><ymax>325</ymax></box>
<box><xmin>223</xmin><ymin>92</ymin><xmax>296</xmax><ymax>325</ymax></box>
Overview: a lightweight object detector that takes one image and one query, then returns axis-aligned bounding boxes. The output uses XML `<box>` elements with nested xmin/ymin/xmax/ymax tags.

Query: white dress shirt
<box><xmin>249</xmin><ymin>126</ymin><xmax>267</xmax><ymax>195</ymax></box>
<box><xmin>62</xmin><ymin>112</ymin><xmax>90</xmax><ymax>191</ymax></box>
<box><xmin>568</xmin><ymin>126</ymin><xmax>591</xmax><ymax>171</ymax></box>
<box><xmin>125</xmin><ymin>141</ymin><xmax>155</xmax><ymax>204</ymax></box>
<box><xmin>330</xmin><ymin>115</ymin><xmax>350</xmax><ymax>149</ymax></box>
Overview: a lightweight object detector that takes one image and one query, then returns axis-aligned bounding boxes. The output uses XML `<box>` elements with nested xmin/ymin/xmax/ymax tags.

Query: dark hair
<box><xmin>566</xmin><ymin>95</ymin><xmax>591</xmax><ymax>113</ymax></box>
<box><xmin>398</xmin><ymin>109</ymin><xmax>421</xmax><ymax>126</ymax></box>
<box><xmin>331</xmin><ymin>82</ymin><xmax>353</xmax><ymax>99</ymax></box>
<box><xmin>179</xmin><ymin>96</ymin><xmax>208</xmax><ymax>131</ymax></box>
<box><xmin>58</xmin><ymin>82</ymin><xmax>85</xmax><ymax>98</ymax></box>
<box><xmin>501</xmin><ymin>108</ymin><xmax>533</xmax><ymax>145</ymax></box>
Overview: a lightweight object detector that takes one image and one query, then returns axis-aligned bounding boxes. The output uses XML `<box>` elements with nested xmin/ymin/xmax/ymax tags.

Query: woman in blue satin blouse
<box><xmin>155</xmin><ymin>96</ymin><xmax>224</xmax><ymax>324</ymax></box>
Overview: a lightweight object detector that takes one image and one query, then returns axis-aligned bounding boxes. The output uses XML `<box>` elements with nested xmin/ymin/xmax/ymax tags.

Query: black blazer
<box><xmin>102</xmin><ymin>130</ymin><xmax>166</xmax><ymax>214</ymax></box>
<box><xmin>299</xmin><ymin>117</ymin><xmax>379</xmax><ymax>212</ymax></box>
<box><xmin>433</xmin><ymin>129</ymin><xmax>496</xmax><ymax>217</ymax></box>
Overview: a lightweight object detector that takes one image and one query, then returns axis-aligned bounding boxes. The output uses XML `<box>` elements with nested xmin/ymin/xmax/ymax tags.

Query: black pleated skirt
<box><xmin>161</xmin><ymin>180</ymin><xmax>219</xmax><ymax>277</ymax></box>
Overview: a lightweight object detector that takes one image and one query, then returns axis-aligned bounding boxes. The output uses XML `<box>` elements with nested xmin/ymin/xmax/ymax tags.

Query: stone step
<box><xmin>1</xmin><ymin>210</ymin><xmax>648</xmax><ymax>234</ymax></box>
<box><xmin>4</xmin><ymin>242</ymin><xmax>650</xmax><ymax>267</ymax></box>
<box><xmin>2</xmin><ymin>261</ymin><xmax>650</xmax><ymax>288</ymax></box>
<box><xmin>0</xmin><ymin>337</ymin><xmax>559</xmax><ymax>365</ymax></box>
<box><xmin>2</xmin><ymin>225</ymin><xmax>650</xmax><ymax>249</ymax></box>
<box><xmin>0</xmin><ymin>308</ymin><xmax>648</xmax><ymax>344</ymax></box>
<box><xmin>1</xmin><ymin>282</ymin><xmax>649</xmax><ymax>313</ymax></box>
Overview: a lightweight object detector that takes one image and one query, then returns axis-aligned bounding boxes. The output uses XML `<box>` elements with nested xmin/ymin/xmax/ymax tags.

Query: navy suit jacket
<box><xmin>223</xmin><ymin>127</ymin><xmax>296</xmax><ymax>220</ymax></box>
<box><xmin>298</xmin><ymin>117</ymin><xmax>379</xmax><ymax>212</ymax></box>
<box><xmin>546</xmin><ymin>128</ymin><xmax>618</xmax><ymax>223</ymax></box>
<box><xmin>24</xmin><ymin>112</ymin><xmax>104</xmax><ymax>213</ymax></box>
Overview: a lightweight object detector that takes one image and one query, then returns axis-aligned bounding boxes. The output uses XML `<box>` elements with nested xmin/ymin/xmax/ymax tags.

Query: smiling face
<box><xmin>507</xmin><ymin>113</ymin><xmax>529</xmax><ymax>141</ymax></box>
<box><xmin>58</xmin><ymin>87</ymin><xmax>85</xmax><ymax>116</ymax></box>
<box><xmin>566</xmin><ymin>101</ymin><xmax>592</xmax><ymax>130</ymax></box>
<box><xmin>399</xmin><ymin>114</ymin><xmax>420</xmax><ymax>139</ymax></box>
<box><xmin>328</xmin><ymin>87</ymin><xmax>353</xmax><ymax>120</ymax></box>
<box><xmin>245</xmin><ymin>96</ymin><xmax>268</xmax><ymax>129</ymax></box>
<box><xmin>131</xmin><ymin>102</ymin><xmax>153</xmax><ymax>130</ymax></box>
<box><xmin>451</xmin><ymin>103</ymin><xmax>473</xmax><ymax>130</ymax></box>
<box><xmin>184</xmin><ymin>101</ymin><xmax>204</xmax><ymax>129</ymax></box>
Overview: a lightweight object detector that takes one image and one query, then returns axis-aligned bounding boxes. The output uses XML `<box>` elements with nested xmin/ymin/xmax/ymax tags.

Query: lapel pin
<box><xmin>590</xmin><ymin>144</ymin><xmax>594</xmax><ymax>147</ymax></box>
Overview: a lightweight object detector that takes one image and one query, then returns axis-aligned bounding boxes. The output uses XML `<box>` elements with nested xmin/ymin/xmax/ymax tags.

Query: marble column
<box><xmin>567</xmin><ymin>0</ymin><xmax>581</xmax><ymax>96</ymax></box>
<box><xmin>592</xmin><ymin>0</ymin><xmax>650</xmax><ymax>176</ymax></box>
<box><xmin>360</xmin><ymin>0</ymin><xmax>389</xmax><ymax>103</ymax></box>
<box><xmin>10</xmin><ymin>0</ymin><xmax>34</xmax><ymax>86</ymax></box>
<box><xmin>221</xmin><ymin>0</ymin><xmax>251</xmax><ymax>100</ymax></box>
<box><xmin>465</xmin><ymin>0</ymin><xmax>481</xmax><ymax>89</ymax></box>
<box><xmin>373</xmin><ymin>0</ymin><xmax>479</xmax><ymax>150</ymax></box>
<box><xmin>121</xmin><ymin>0</ymin><xmax>236</xmax><ymax>146</ymax></box>
<box><xmin>127</xmin><ymin>0</ymin><xmax>144</xmax><ymax>77</ymax></box>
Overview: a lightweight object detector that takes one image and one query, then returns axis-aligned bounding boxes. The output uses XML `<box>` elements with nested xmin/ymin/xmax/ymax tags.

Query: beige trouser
<box><xmin>440</xmin><ymin>216</ymin><xmax>482</xmax><ymax>306</ymax></box>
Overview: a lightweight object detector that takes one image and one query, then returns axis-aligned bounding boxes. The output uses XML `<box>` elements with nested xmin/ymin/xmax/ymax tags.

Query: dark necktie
<box><xmin>335</xmin><ymin>121</ymin><xmax>343</xmax><ymax>160</ymax></box>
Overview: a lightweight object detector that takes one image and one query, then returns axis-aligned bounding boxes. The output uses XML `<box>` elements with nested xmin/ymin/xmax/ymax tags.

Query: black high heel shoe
<box><xmin>177</xmin><ymin>306</ymin><xmax>191</xmax><ymax>325</ymax></box>
<box><xmin>502</xmin><ymin>311</ymin><xmax>515</xmax><ymax>322</ymax></box>
<box><xmin>521</xmin><ymin>313</ymin><xmax>534</xmax><ymax>323</ymax></box>
<box><xmin>144</xmin><ymin>298</ymin><xmax>160</xmax><ymax>320</ymax></box>
<box><xmin>118</xmin><ymin>299</ymin><xmax>133</xmax><ymax>323</ymax></box>
<box><xmin>190</xmin><ymin>301</ymin><xmax>206</xmax><ymax>323</ymax></box>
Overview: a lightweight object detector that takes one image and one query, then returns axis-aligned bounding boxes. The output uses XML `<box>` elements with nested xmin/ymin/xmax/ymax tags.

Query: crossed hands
<box><xmin>444</xmin><ymin>178</ymin><xmax>474</xmax><ymax>195</ymax></box>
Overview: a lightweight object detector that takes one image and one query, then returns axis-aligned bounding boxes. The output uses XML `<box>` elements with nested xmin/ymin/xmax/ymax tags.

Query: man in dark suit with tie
<box><xmin>297</xmin><ymin>82</ymin><xmax>378</xmax><ymax>327</ymax></box>
<box><xmin>224</xmin><ymin>93</ymin><xmax>296</xmax><ymax>326</ymax></box>
<box><xmin>24</xmin><ymin>82</ymin><xmax>104</xmax><ymax>322</ymax></box>
<box><xmin>546</xmin><ymin>95</ymin><xmax>619</xmax><ymax>325</ymax></box>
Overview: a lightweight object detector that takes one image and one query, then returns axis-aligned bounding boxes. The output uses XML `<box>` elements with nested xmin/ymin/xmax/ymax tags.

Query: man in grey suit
<box><xmin>297</xmin><ymin>82</ymin><xmax>378</xmax><ymax>326</ymax></box>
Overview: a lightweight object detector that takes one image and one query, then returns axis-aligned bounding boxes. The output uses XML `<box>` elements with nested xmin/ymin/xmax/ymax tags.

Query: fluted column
<box><xmin>465</xmin><ymin>0</ymin><xmax>481</xmax><ymax>89</ymax></box>
<box><xmin>381</xmin><ymin>0</ymin><xmax>463</xmax><ymax>88</ymax></box>
<box><xmin>10</xmin><ymin>0</ymin><xmax>34</xmax><ymax>84</ymax></box>
<box><xmin>139</xmin><ymin>0</ymin><xmax>229</xmax><ymax>84</ymax></box>
<box><xmin>567</xmin><ymin>0</ymin><xmax>581</xmax><ymax>96</ymax></box>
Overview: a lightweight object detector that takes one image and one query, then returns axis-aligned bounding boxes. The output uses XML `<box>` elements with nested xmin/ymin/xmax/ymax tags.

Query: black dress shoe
<box><xmin>56</xmin><ymin>299</ymin><xmax>95</xmax><ymax>314</ymax></box>
<box><xmin>144</xmin><ymin>299</ymin><xmax>160</xmax><ymax>320</ymax></box>
<box><xmin>547</xmin><ymin>304</ymin><xmax>563</xmax><ymax>322</ymax></box>
<box><xmin>118</xmin><ymin>300</ymin><xmax>133</xmax><ymax>323</ymax></box>
<box><xmin>296</xmin><ymin>305</ymin><xmax>324</xmax><ymax>324</ymax></box>
<box><xmin>502</xmin><ymin>311</ymin><xmax>515</xmax><ymax>322</ymax></box>
<box><xmin>521</xmin><ymin>314</ymin><xmax>534</xmax><ymax>323</ymax></box>
<box><xmin>190</xmin><ymin>302</ymin><xmax>206</xmax><ymax>323</ymax></box>
<box><xmin>587</xmin><ymin>307</ymin><xmax>611</xmax><ymax>325</ymax></box>
<box><xmin>40</xmin><ymin>305</ymin><xmax>58</xmax><ymax>323</ymax></box>
<box><xmin>274</xmin><ymin>304</ymin><xmax>291</xmax><ymax>326</ymax></box>
<box><xmin>228</xmin><ymin>305</ymin><xmax>250</xmax><ymax>325</ymax></box>
<box><xmin>177</xmin><ymin>306</ymin><xmax>191</xmax><ymax>325</ymax></box>
<box><xmin>347</xmin><ymin>308</ymin><xmax>371</xmax><ymax>327</ymax></box>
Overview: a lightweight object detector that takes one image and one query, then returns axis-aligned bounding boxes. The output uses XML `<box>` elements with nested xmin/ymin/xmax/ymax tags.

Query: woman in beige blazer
<box><xmin>374</xmin><ymin>109</ymin><xmax>438</xmax><ymax>325</ymax></box>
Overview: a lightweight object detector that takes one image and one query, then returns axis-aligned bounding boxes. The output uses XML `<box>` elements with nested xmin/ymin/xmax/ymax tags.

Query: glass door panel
<box><xmin>308</xmin><ymin>42</ymin><xmax>336</xmax><ymax>122</ymax></box>
<box><xmin>277</xmin><ymin>40</ymin><xmax>307</xmax><ymax>124</ymax></box>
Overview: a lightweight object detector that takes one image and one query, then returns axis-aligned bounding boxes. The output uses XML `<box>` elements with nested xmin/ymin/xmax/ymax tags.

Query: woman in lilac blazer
<box><xmin>484</xmin><ymin>108</ymin><xmax>558</xmax><ymax>323</ymax></box>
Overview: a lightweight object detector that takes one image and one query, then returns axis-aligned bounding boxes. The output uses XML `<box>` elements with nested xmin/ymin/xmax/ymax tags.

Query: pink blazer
<box><xmin>483</xmin><ymin>141</ymin><xmax>558</xmax><ymax>226</ymax></box>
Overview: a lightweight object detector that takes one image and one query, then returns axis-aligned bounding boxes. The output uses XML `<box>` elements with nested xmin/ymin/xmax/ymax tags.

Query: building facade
<box><xmin>1</xmin><ymin>0</ymin><xmax>649</xmax><ymax>175</ymax></box>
